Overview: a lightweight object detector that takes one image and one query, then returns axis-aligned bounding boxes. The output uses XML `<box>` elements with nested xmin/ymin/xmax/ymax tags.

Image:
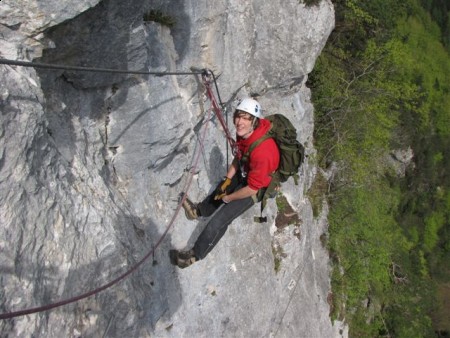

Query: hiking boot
<box><xmin>169</xmin><ymin>249</ymin><xmax>197</xmax><ymax>269</ymax></box>
<box><xmin>182</xmin><ymin>196</ymin><xmax>199</xmax><ymax>220</ymax></box>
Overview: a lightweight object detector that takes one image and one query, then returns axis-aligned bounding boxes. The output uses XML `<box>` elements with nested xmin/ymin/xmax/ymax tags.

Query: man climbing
<box><xmin>170</xmin><ymin>98</ymin><xmax>280</xmax><ymax>268</ymax></box>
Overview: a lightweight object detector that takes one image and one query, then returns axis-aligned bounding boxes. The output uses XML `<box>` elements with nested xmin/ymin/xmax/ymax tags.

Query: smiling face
<box><xmin>234</xmin><ymin>110</ymin><xmax>255</xmax><ymax>139</ymax></box>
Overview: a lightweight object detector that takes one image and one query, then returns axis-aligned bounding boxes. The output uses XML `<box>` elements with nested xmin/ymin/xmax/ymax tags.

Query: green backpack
<box><xmin>241</xmin><ymin>114</ymin><xmax>305</xmax><ymax>222</ymax></box>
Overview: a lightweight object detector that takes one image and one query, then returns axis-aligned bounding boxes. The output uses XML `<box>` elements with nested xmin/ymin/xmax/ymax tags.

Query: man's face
<box><xmin>234</xmin><ymin>111</ymin><xmax>254</xmax><ymax>139</ymax></box>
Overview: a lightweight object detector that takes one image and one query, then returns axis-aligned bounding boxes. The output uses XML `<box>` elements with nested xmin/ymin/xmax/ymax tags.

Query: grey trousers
<box><xmin>193</xmin><ymin>176</ymin><xmax>255</xmax><ymax>260</ymax></box>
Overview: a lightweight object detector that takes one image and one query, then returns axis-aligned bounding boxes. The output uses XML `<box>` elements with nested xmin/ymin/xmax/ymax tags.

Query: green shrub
<box><xmin>301</xmin><ymin>0</ymin><xmax>322</xmax><ymax>7</ymax></box>
<box><xmin>307</xmin><ymin>169</ymin><xmax>328</xmax><ymax>218</ymax></box>
<box><xmin>309</xmin><ymin>0</ymin><xmax>449</xmax><ymax>334</ymax></box>
<box><xmin>143</xmin><ymin>10</ymin><xmax>176</xmax><ymax>28</ymax></box>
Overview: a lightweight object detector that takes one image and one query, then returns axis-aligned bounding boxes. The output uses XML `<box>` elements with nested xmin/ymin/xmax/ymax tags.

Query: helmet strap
<box><xmin>251</xmin><ymin>117</ymin><xmax>257</xmax><ymax>129</ymax></box>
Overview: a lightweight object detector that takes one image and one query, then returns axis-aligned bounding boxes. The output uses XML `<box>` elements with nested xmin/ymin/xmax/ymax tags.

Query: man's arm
<box><xmin>222</xmin><ymin>156</ymin><xmax>258</xmax><ymax>203</ymax></box>
<box><xmin>225</xmin><ymin>157</ymin><xmax>239</xmax><ymax>179</ymax></box>
<box><xmin>222</xmin><ymin>185</ymin><xmax>257</xmax><ymax>203</ymax></box>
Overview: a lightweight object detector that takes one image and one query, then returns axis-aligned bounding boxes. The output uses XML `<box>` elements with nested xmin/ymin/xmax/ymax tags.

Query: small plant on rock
<box><xmin>299</xmin><ymin>0</ymin><xmax>322</xmax><ymax>7</ymax></box>
<box><xmin>143</xmin><ymin>10</ymin><xmax>176</xmax><ymax>28</ymax></box>
<box><xmin>272</xmin><ymin>242</ymin><xmax>287</xmax><ymax>273</ymax></box>
<box><xmin>275</xmin><ymin>193</ymin><xmax>301</xmax><ymax>229</ymax></box>
<box><xmin>306</xmin><ymin>170</ymin><xmax>328</xmax><ymax>218</ymax></box>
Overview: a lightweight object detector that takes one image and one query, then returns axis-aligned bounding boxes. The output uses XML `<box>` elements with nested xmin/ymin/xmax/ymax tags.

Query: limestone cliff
<box><xmin>0</xmin><ymin>0</ymin><xmax>347</xmax><ymax>337</ymax></box>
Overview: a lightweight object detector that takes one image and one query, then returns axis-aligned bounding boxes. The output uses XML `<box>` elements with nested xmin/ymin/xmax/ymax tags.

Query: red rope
<box><xmin>201</xmin><ymin>71</ymin><xmax>237</xmax><ymax>154</ymax></box>
<box><xmin>0</xmin><ymin>102</ymin><xmax>213</xmax><ymax>320</ymax></box>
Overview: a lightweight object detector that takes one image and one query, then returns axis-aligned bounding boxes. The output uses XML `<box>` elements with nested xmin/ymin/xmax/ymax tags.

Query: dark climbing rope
<box><xmin>209</xmin><ymin>70</ymin><xmax>225</xmax><ymax>108</ymax></box>
<box><xmin>207</xmin><ymin>70</ymin><xmax>229</xmax><ymax>165</ymax></box>
<box><xmin>0</xmin><ymin>68</ymin><xmax>215</xmax><ymax>320</ymax></box>
<box><xmin>1</xmin><ymin>59</ymin><xmax>234</xmax><ymax>159</ymax></box>
<box><xmin>208</xmin><ymin>70</ymin><xmax>232</xmax><ymax>167</ymax></box>
<box><xmin>0</xmin><ymin>58</ymin><xmax>203</xmax><ymax>76</ymax></box>
<box><xmin>202</xmin><ymin>69</ymin><xmax>237</xmax><ymax>155</ymax></box>
<box><xmin>0</xmin><ymin>106</ymin><xmax>212</xmax><ymax>320</ymax></box>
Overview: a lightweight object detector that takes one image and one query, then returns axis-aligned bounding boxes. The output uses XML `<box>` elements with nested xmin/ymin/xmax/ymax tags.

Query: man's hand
<box><xmin>214</xmin><ymin>177</ymin><xmax>232</xmax><ymax>200</ymax></box>
<box><xmin>221</xmin><ymin>185</ymin><xmax>258</xmax><ymax>204</ymax></box>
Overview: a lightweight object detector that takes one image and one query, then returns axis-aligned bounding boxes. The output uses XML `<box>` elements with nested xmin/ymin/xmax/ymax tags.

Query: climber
<box><xmin>170</xmin><ymin>98</ymin><xmax>280</xmax><ymax>268</ymax></box>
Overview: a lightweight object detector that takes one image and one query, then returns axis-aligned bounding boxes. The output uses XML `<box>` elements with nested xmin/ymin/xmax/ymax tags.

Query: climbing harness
<box><xmin>0</xmin><ymin>59</ymin><xmax>223</xmax><ymax>320</ymax></box>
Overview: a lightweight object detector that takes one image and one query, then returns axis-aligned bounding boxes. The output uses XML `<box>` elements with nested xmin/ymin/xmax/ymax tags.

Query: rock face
<box><xmin>0</xmin><ymin>0</ymin><xmax>347</xmax><ymax>337</ymax></box>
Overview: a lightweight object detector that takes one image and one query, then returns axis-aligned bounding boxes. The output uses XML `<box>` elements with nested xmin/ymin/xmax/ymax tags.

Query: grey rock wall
<box><xmin>0</xmin><ymin>0</ymin><xmax>347</xmax><ymax>337</ymax></box>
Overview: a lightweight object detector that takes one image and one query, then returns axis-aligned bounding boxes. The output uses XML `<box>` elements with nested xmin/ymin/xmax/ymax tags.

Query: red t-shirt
<box><xmin>235</xmin><ymin>119</ymin><xmax>280</xmax><ymax>190</ymax></box>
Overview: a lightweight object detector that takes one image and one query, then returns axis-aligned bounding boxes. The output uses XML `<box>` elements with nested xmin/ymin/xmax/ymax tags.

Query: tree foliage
<box><xmin>309</xmin><ymin>0</ymin><xmax>450</xmax><ymax>335</ymax></box>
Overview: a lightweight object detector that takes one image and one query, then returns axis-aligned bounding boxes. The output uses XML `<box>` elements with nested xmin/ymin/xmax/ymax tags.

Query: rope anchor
<box><xmin>0</xmin><ymin>61</ymin><xmax>229</xmax><ymax>320</ymax></box>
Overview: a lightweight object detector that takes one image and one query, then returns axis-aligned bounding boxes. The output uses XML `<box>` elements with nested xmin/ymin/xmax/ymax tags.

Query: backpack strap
<box><xmin>254</xmin><ymin>171</ymin><xmax>281</xmax><ymax>223</ymax></box>
<box><xmin>240</xmin><ymin>134</ymin><xmax>271</xmax><ymax>164</ymax></box>
<box><xmin>240</xmin><ymin>131</ymin><xmax>278</xmax><ymax>223</ymax></box>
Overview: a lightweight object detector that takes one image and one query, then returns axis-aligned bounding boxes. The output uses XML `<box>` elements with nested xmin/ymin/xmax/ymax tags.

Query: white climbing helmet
<box><xmin>236</xmin><ymin>98</ymin><xmax>262</xmax><ymax>118</ymax></box>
